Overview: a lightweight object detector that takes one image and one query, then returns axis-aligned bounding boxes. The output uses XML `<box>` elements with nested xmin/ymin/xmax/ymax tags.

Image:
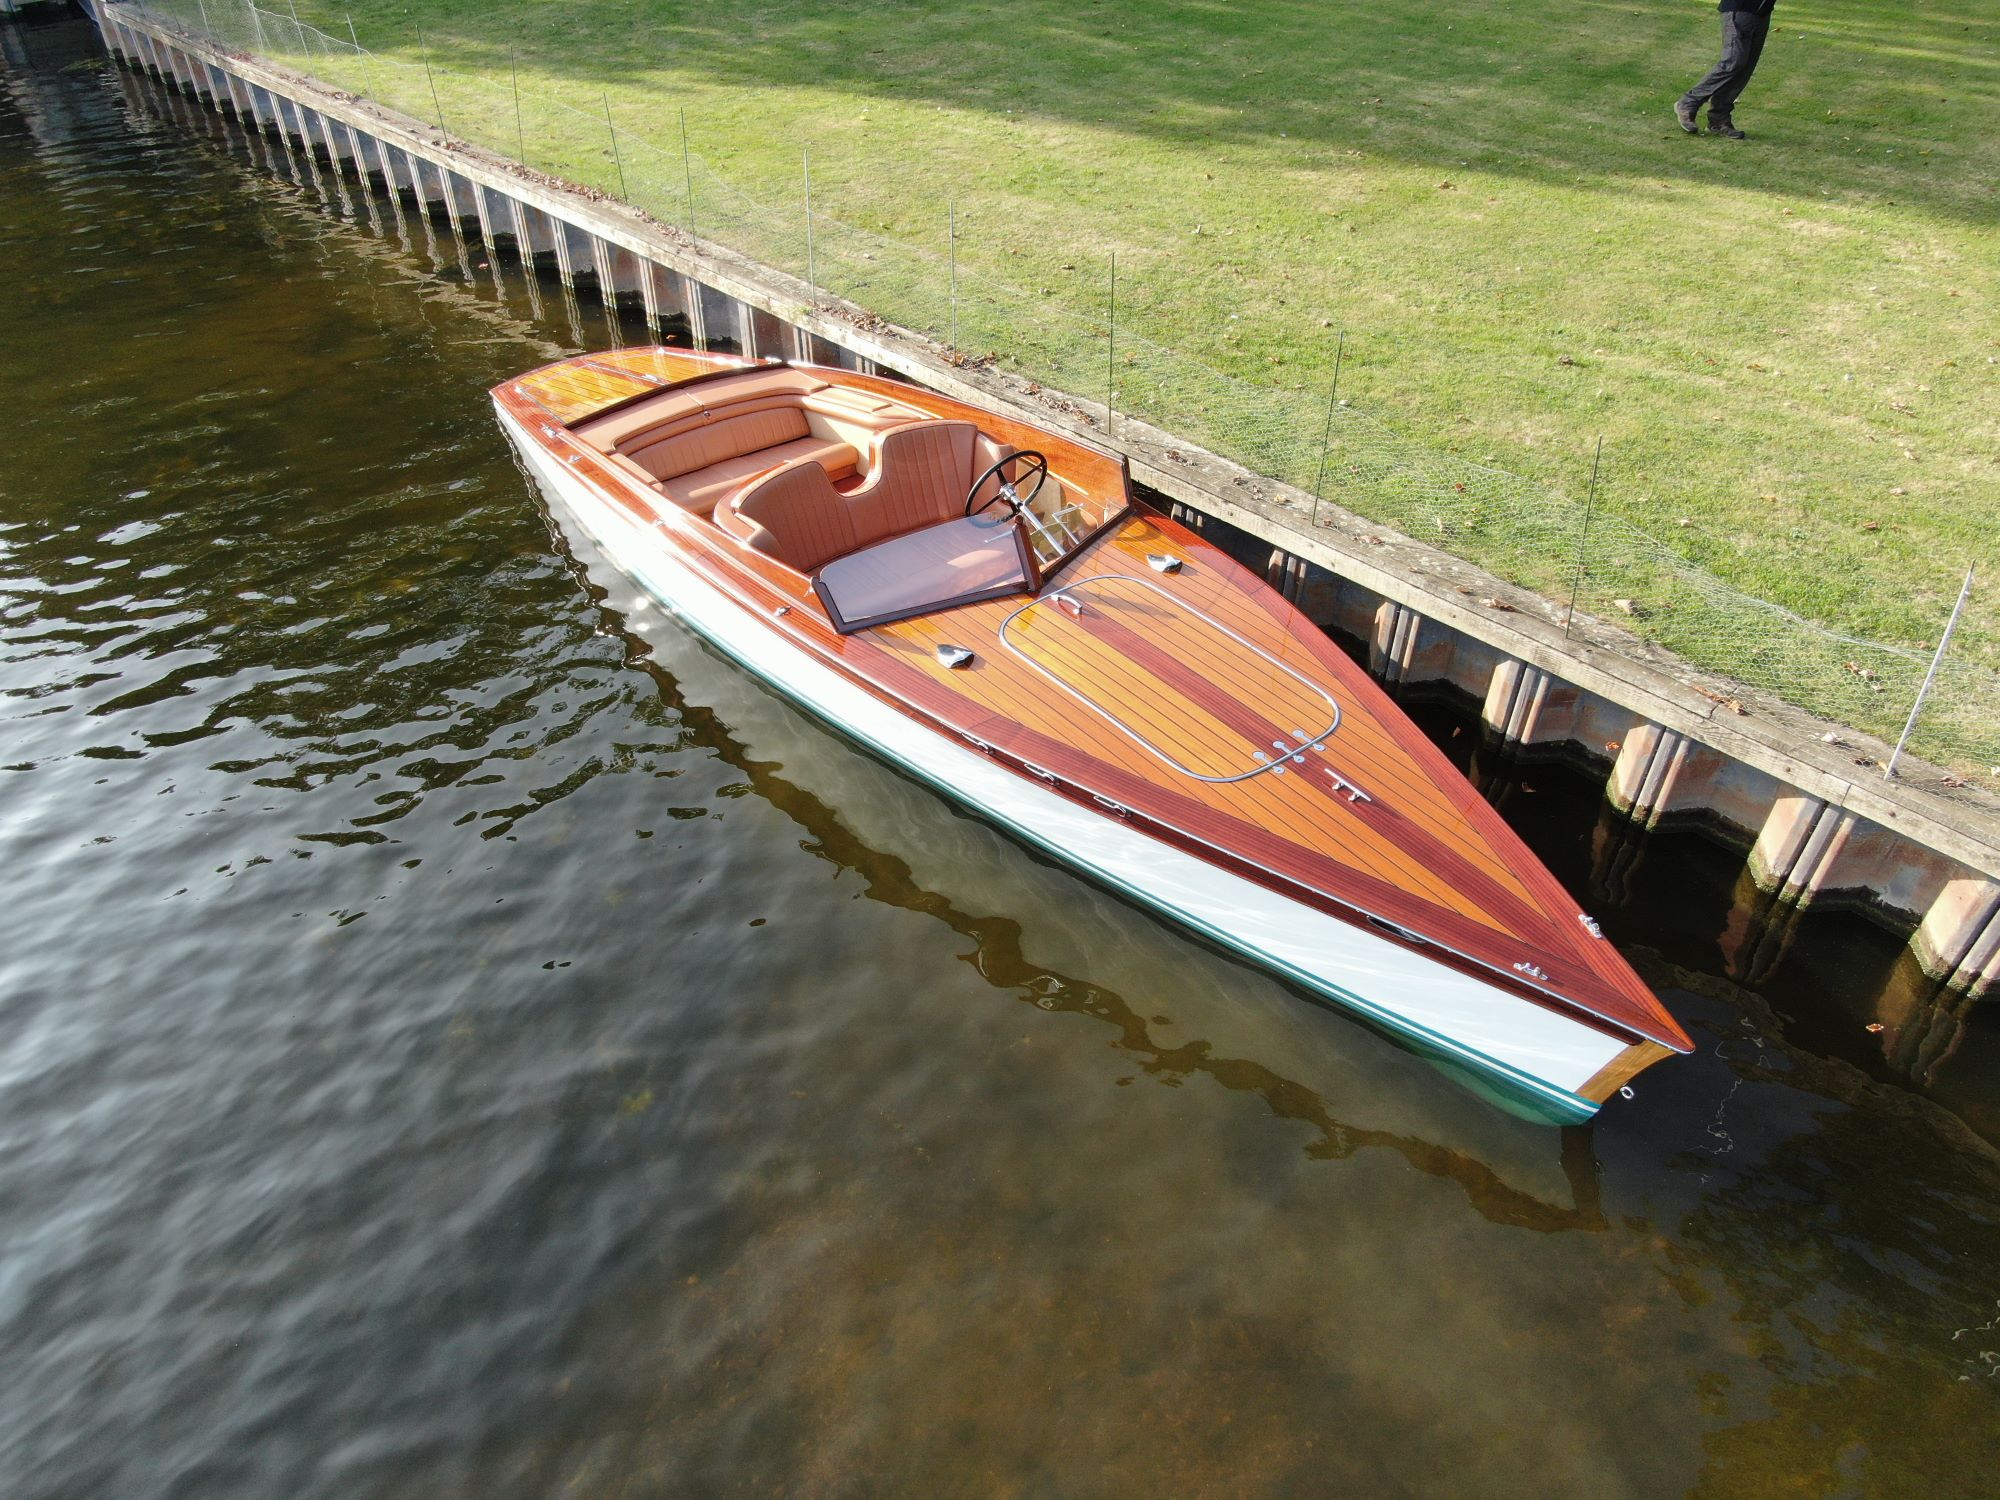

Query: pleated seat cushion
<box><xmin>625</xmin><ymin>407</ymin><xmax>812</xmax><ymax>482</ymax></box>
<box><xmin>848</xmin><ymin>421</ymin><xmax>979</xmax><ymax>542</ymax></box>
<box><xmin>656</xmin><ymin>434</ymin><xmax>859</xmax><ymax>516</ymax></box>
<box><xmin>716</xmin><ymin>460</ymin><xmax>857</xmax><ymax>572</ymax></box>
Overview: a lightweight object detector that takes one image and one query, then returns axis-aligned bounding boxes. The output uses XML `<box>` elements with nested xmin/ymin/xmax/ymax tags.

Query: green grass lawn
<box><xmin>234</xmin><ymin>2</ymin><xmax>1994</xmax><ymax>697</ymax></box>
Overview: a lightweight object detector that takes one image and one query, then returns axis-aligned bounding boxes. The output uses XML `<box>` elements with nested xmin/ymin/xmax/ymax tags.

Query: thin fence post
<box><xmin>1106</xmin><ymin>252</ymin><xmax>1117</xmax><ymax>438</ymax></box>
<box><xmin>510</xmin><ymin>49</ymin><xmax>525</xmax><ymax>167</ymax></box>
<box><xmin>679</xmin><ymin>107</ymin><xmax>695</xmax><ymax>236</ymax></box>
<box><xmin>948</xmin><ymin>200</ymin><xmax>957</xmax><ymax>357</ymax></box>
<box><xmin>416</xmin><ymin>26</ymin><xmax>447</xmax><ymax>136</ymax></box>
<box><xmin>197</xmin><ymin>0</ymin><xmax>212</xmax><ymax>39</ymax></box>
<box><xmin>803</xmin><ymin>146</ymin><xmax>816</xmax><ymax>306</ymax></box>
<box><xmin>346</xmin><ymin>15</ymin><xmax>368</xmax><ymax>98</ymax></box>
<box><xmin>248</xmin><ymin>1</ymin><xmax>267</xmax><ymax>56</ymax></box>
<box><xmin>285</xmin><ymin>0</ymin><xmax>303</xmax><ymax>54</ymax></box>
<box><xmin>1564</xmin><ymin>436</ymin><xmax>1604</xmax><ymax>637</ymax></box>
<box><xmin>603</xmin><ymin>92</ymin><xmax>627</xmax><ymax>200</ymax></box>
<box><xmin>1886</xmin><ymin>563</ymin><xmax>1976</xmax><ymax>779</ymax></box>
<box><xmin>1309</xmin><ymin>330</ymin><xmax>1345</xmax><ymax>528</ymax></box>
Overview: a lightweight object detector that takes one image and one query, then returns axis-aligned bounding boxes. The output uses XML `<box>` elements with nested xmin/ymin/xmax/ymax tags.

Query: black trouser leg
<box><xmin>1707</xmin><ymin>14</ymin><xmax>1769</xmax><ymax>118</ymax></box>
<box><xmin>1681</xmin><ymin>12</ymin><xmax>1770</xmax><ymax>118</ymax></box>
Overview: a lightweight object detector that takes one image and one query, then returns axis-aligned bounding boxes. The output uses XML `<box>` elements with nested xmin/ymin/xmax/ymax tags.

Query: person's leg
<box><xmin>1681</xmin><ymin>13</ymin><xmax>1751</xmax><ymax>113</ymax></box>
<box><xmin>1708</xmin><ymin>13</ymin><xmax>1771</xmax><ymax>121</ymax></box>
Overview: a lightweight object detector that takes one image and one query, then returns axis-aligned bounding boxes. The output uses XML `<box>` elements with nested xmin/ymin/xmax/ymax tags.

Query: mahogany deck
<box><xmin>493</xmin><ymin>348</ymin><xmax>1694</xmax><ymax>1068</ymax></box>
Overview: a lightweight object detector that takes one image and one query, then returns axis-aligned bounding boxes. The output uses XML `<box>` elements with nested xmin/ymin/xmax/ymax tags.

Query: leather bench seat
<box><xmin>655</xmin><ymin>434</ymin><xmax>859</xmax><ymax>516</ymax></box>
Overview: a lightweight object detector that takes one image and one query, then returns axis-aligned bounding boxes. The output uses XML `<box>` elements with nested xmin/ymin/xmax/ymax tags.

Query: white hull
<box><xmin>498</xmin><ymin>404</ymin><xmax>1633</xmax><ymax>1122</ymax></box>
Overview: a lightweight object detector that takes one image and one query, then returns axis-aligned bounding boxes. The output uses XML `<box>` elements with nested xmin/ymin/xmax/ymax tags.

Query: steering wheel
<box><xmin>964</xmin><ymin>450</ymin><xmax>1050</xmax><ymax>518</ymax></box>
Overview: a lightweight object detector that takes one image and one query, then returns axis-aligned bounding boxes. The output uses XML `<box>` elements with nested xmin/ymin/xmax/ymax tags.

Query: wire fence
<box><xmin>122</xmin><ymin>1</ymin><xmax>1997</xmax><ymax>786</ymax></box>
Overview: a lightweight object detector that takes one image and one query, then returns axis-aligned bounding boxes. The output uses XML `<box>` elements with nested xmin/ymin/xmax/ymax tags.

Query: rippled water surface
<box><xmin>3</xmin><ymin>19</ymin><xmax>1998</xmax><ymax>1498</ymax></box>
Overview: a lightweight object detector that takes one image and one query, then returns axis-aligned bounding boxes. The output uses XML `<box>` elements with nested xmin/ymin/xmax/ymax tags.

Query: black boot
<box><xmin>1707</xmin><ymin>115</ymin><xmax>1746</xmax><ymax>139</ymax></box>
<box><xmin>1674</xmin><ymin>97</ymin><xmax>1700</xmax><ymax>134</ymax></box>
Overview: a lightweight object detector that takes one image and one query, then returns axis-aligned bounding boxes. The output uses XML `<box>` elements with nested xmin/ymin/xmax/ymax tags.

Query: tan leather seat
<box><xmin>625</xmin><ymin>407</ymin><xmax>810</xmax><ymax>482</ymax></box>
<box><xmin>574</xmin><ymin>368</ymin><xmax>828</xmax><ymax>451</ymax></box>
<box><xmin>848</xmin><ymin>420</ymin><xmax>978</xmax><ymax>540</ymax></box>
<box><xmin>656</xmin><ymin>434</ymin><xmax>858</xmax><ymax>516</ymax></box>
<box><xmin>716</xmin><ymin>460</ymin><xmax>857</xmax><ymax>571</ymax></box>
<box><xmin>716</xmin><ymin>418</ymin><xmax>987</xmax><ymax>571</ymax></box>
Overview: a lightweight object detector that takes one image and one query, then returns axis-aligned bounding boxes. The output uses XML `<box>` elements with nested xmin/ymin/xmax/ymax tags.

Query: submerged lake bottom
<box><xmin>2</xmin><ymin>17</ymin><xmax>1997</xmax><ymax>1498</ymax></box>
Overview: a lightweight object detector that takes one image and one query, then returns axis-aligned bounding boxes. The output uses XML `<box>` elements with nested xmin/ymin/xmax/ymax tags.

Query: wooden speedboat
<box><xmin>492</xmin><ymin>346</ymin><xmax>1691</xmax><ymax>1121</ymax></box>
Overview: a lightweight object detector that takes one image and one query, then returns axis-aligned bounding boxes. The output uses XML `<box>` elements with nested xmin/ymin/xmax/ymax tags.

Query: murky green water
<box><xmin>3</xmin><ymin>18</ymin><xmax>1997</xmax><ymax>1497</ymax></box>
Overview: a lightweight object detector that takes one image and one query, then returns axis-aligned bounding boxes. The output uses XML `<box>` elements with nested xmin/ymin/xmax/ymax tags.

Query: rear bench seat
<box><xmin>573</xmin><ymin>368</ymin><xmax>923</xmax><ymax>519</ymax></box>
<box><xmin>639</xmin><ymin>411</ymin><xmax>857</xmax><ymax>516</ymax></box>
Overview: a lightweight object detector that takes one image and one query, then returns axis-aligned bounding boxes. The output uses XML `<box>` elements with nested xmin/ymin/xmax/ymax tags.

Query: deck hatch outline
<box><xmin>997</xmin><ymin>573</ymin><xmax>1343</xmax><ymax>783</ymax></box>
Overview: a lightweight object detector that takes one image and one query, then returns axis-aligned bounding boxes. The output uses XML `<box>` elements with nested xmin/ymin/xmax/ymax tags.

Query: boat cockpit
<box><xmin>572</xmin><ymin>363</ymin><xmax>1122</xmax><ymax>631</ymax></box>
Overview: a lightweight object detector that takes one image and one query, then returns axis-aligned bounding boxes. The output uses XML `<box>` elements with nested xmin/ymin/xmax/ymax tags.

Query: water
<box><xmin>3</xmin><ymin>18</ymin><xmax>1997</xmax><ymax>1497</ymax></box>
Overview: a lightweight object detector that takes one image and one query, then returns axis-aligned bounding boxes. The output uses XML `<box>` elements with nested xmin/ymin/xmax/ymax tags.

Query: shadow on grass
<box><xmin>339</xmin><ymin>0</ymin><xmax>2000</xmax><ymax>225</ymax></box>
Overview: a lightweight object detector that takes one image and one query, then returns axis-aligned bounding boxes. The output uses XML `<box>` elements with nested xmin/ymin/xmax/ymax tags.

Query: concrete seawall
<box><xmin>81</xmin><ymin>2</ymin><xmax>2000</xmax><ymax>1008</ymax></box>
